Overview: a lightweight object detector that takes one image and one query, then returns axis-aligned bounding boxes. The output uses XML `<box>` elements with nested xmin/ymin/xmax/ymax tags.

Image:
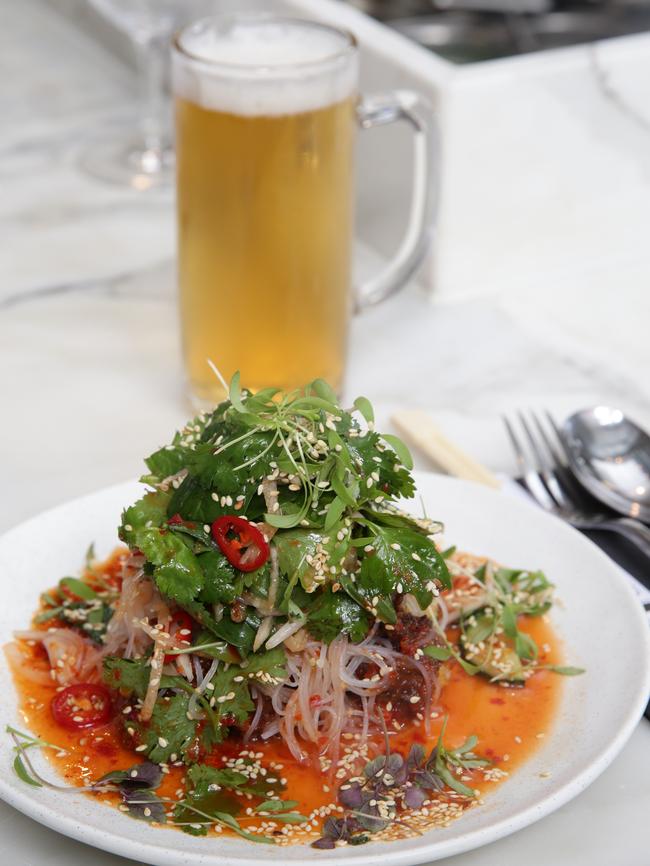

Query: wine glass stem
<box><xmin>134</xmin><ymin>32</ymin><xmax>168</xmax><ymax>152</ymax></box>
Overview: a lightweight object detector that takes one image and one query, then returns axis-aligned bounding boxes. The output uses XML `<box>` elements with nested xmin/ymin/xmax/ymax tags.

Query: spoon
<box><xmin>562</xmin><ymin>407</ymin><xmax>650</xmax><ymax>524</ymax></box>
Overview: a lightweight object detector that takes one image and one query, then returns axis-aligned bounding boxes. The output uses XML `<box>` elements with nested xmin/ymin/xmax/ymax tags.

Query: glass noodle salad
<box><xmin>6</xmin><ymin>377</ymin><xmax>582</xmax><ymax>848</ymax></box>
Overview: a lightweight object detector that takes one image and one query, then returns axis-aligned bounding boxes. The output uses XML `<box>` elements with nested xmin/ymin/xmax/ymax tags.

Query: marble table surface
<box><xmin>1</xmin><ymin>1</ymin><xmax>649</xmax><ymax>864</ymax></box>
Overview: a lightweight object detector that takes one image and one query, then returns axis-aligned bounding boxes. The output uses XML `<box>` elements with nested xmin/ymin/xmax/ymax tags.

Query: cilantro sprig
<box><xmin>428</xmin><ymin>560</ymin><xmax>584</xmax><ymax>683</ymax></box>
<box><xmin>172</xmin><ymin>762</ymin><xmax>307</xmax><ymax>841</ymax></box>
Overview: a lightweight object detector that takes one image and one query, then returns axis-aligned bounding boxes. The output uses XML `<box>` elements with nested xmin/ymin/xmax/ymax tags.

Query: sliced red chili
<box><xmin>51</xmin><ymin>683</ymin><xmax>112</xmax><ymax>730</ymax></box>
<box><xmin>164</xmin><ymin>610</ymin><xmax>194</xmax><ymax>664</ymax></box>
<box><xmin>211</xmin><ymin>515</ymin><xmax>270</xmax><ymax>573</ymax></box>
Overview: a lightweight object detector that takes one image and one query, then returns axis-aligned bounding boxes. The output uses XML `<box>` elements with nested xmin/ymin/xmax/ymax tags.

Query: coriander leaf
<box><xmin>185</xmin><ymin>432</ymin><xmax>275</xmax><ymax>498</ymax></box>
<box><xmin>186</xmin><ymin>763</ymin><xmax>245</xmax><ymax>793</ymax></box>
<box><xmin>358</xmin><ymin>520</ymin><xmax>451</xmax><ymax>609</ymax></box>
<box><xmin>197</xmin><ymin>551</ymin><xmax>240</xmax><ymax>605</ymax></box>
<box><xmin>142</xmin><ymin>414</ymin><xmax>209</xmax><ymax>484</ymax></box>
<box><xmin>166</xmin><ymin>475</ymin><xmax>230</xmax><ymax>525</ymax></box>
<box><xmin>274</xmin><ymin>528</ymin><xmax>350</xmax><ymax>591</ymax></box>
<box><xmin>119</xmin><ymin>490</ymin><xmax>170</xmax><ymax>544</ymax></box>
<box><xmin>344</xmin><ymin>427</ymin><xmax>415</xmax><ymax>503</ymax></box>
<box><xmin>173</xmin><ymin>761</ymin><xmax>290</xmax><ymax>838</ymax></box>
<box><xmin>133</xmin><ymin>693</ymin><xmax>198</xmax><ymax>764</ymax></box>
<box><xmin>103</xmin><ymin>657</ymin><xmax>150</xmax><ymax>699</ymax></box>
<box><xmin>238</xmin><ymin>646</ymin><xmax>287</xmax><ymax>683</ymax></box>
<box><xmin>135</xmin><ymin>528</ymin><xmax>204</xmax><ymax>605</ymax></box>
<box><xmin>208</xmin><ymin>668</ymin><xmax>254</xmax><ymax>725</ymax></box>
<box><xmin>307</xmin><ymin>588</ymin><xmax>369</xmax><ymax>643</ymax></box>
<box><xmin>380</xmin><ymin>433</ymin><xmax>414</xmax><ymax>471</ymax></box>
<box><xmin>186</xmin><ymin>762</ymin><xmax>285</xmax><ymax>799</ymax></box>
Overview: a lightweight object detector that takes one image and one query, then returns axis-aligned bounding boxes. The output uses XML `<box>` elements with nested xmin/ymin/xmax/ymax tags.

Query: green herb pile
<box><xmin>103</xmin><ymin>376</ymin><xmax>451</xmax><ymax>742</ymax></box>
<box><xmin>425</xmin><ymin>559</ymin><xmax>584</xmax><ymax>683</ymax></box>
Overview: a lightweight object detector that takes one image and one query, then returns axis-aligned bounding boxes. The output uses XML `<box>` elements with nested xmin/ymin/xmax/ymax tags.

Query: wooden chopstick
<box><xmin>392</xmin><ymin>409</ymin><xmax>501</xmax><ymax>489</ymax></box>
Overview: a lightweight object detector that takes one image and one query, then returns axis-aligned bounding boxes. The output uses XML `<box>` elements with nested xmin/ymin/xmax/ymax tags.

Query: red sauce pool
<box><xmin>6</xmin><ymin>550</ymin><xmax>563</xmax><ymax>842</ymax></box>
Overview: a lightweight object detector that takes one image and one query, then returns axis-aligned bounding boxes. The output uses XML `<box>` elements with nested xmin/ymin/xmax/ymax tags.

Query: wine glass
<box><xmin>81</xmin><ymin>0</ymin><xmax>187</xmax><ymax>190</ymax></box>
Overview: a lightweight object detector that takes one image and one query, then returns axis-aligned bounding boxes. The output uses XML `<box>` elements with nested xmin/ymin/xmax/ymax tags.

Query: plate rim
<box><xmin>0</xmin><ymin>473</ymin><xmax>648</xmax><ymax>866</ymax></box>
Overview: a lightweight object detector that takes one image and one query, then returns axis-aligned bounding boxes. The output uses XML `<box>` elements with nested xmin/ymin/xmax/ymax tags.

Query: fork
<box><xmin>503</xmin><ymin>410</ymin><xmax>650</xmax><ymax>562</ymax></box>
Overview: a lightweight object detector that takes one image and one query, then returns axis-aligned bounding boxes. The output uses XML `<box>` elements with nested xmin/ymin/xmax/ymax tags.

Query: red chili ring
<box><xmin>211</xmin><ymin>515</ymin><xmax>270</xmax><ymax>573</ymax></box>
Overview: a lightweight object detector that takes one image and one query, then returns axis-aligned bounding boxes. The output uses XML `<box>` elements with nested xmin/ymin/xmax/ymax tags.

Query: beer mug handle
<box><xmin>355</xmin><ymin>91</ymin><xmax>436</xmax><ymax>310</ymax></box>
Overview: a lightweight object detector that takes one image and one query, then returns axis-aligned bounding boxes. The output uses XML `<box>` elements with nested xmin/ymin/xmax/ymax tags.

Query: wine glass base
<box><xmin>80</xmin><ymin>132</ymin><xmax>175</xmax><ymax>190</ymax></box>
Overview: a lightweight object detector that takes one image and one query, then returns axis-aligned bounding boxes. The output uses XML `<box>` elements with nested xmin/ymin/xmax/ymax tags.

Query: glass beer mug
<box><xmin>172</xmin><ymin>14</ymin><xmax>436</xmax><ymax>405</ymax></box>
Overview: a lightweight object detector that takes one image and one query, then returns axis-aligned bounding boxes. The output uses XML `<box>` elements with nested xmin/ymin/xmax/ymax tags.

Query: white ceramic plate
<box><xmin>0</xmin><ymin>474</ymin><xmax>648</xmax><ymax>866</ymax></box>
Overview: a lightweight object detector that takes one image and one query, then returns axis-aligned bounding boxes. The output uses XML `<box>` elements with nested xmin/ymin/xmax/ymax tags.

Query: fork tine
<box><xmin>517</xmin><ymin>411</ymin><xmax>548</xmax><ymax>470</ymax></box>
<box><xmin>519</xmin><ymin>411</ymin><xmax>571</xmax><ymax>508</ymax></box>
<box><xmin>543</xmin><ymin>410</ymin><xmax>603</xmax><ymax>512</ymax></box>
<box><xmin>503</xmin><ymin>415</ymin><xmax>527</xmax><ymax>475</ymax></box>
<box><xmin>530</xmin><ymin>411</ymin><xmax>564</xmax><ymax>468</ymax></box>
<box><xmin>545</xmin><ymin>411</ymin><xmax>571</xmax><ymax>461</ymax></box>
<box><xmin>502</xmin><ymin>415</ymin><xmax>555</xmax><ymax>510</ymax></box>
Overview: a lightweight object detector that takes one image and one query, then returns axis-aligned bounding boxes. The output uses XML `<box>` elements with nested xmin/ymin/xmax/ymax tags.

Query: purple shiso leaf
<box><xmin>94</xmin><ymin>762</ymin><xmax>163</xmax><ymax>790</ymax></box>
<box><xmin>404</xmin><ymin>785</ymin><xmax>427</xmax><ymax>809</ymax></box>
<box><xmin>338</xmin><ymin>782</ymin><xmax>364</xmax><ymax>809</ymax></box>
<box><xmin>121</xmin><ymin>788</ymin><xmax>167</xmax><ymax>823</ymax></box>
<box><xmin>407</xmin><ymin>744</ymin><xmax>426</xmax><ymax>768</ymax></box>
<box><xmin>312</xmin><ymin>837</ymin><xmax>336</xmax><ymax>849</ymax></box>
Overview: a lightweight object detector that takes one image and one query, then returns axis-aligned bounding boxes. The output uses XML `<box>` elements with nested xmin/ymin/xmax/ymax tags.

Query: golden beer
<box><xmin>173</xmin><ymin>17</ymin><xmax>358</xmax><ymax>404</ymax></box>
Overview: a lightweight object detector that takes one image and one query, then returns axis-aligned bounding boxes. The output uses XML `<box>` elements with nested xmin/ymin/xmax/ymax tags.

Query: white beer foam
<box><xmin>173</xmin><ymin>17</ymin><xmax>358</xmax><ymax>117</ymax></box>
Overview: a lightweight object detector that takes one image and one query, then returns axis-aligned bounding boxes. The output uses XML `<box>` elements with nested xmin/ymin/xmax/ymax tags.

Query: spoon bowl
<box><xmin>562</xmin><ymin>407</ymin><xmax>650</xmax><ymax>523</ymax></box>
